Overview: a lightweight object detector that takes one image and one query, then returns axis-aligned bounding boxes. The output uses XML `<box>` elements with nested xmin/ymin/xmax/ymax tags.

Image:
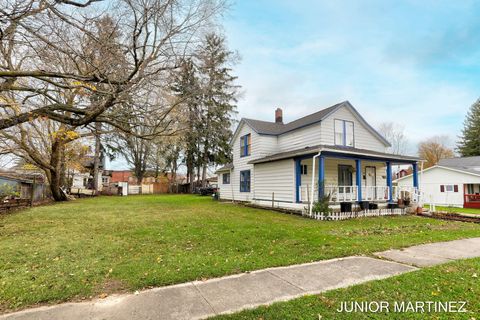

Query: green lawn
<box><xmin>212</xmin><ymin>258</ymin><xmax>480</xmax><ymax>319</ymax></box>
<box><xmin>425</xmin><ymin>205</ymin><xmax>480</xmax><ymax>215</ymax></box>
<box><xmin>1</xmin><ymin>195</ymin><xmax>480</xmax><ymax>313</ymax></box>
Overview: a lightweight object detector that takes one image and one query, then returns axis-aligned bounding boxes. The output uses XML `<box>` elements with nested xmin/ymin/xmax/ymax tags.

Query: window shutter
<box><xmin>454</xmin><ymin>185</ymin><xmax>458</xmax><ymax>192</ymax></box>
<box><xmin>440</xmin><ymin>185</ymin><xmax>444</xmax><ymax>192</ymax></box>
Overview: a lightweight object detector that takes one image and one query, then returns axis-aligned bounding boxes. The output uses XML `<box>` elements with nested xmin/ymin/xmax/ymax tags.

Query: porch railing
<box><xmin>362</xmin><ymin>186</ymin><xmax>389</xmax><ymax>201</ymax></box>
<box><xmin>299</xmin><ymin>184</ymin><xmax>421</xmax><ymax>203</ymax></box>
<box><xmin>393</xmin><ymin>186</ymin><xmax>422</xmax><ymax>203</ymax></box>
<box><xmin>465</xmin><ymin>194</ymin><xmax>480</xmax><ymax>208</ymax></box>
<box><xmin>327</xmin><ymin>185</ymin><xmax>358</xmax><ymax>202</ymax></box>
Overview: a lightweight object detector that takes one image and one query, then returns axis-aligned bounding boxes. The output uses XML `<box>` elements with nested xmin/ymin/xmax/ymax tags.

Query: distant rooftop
<box><xmin>438</xmin><ymin>156</ymin><xmax>480</xmax><ymax>175</ymax></box>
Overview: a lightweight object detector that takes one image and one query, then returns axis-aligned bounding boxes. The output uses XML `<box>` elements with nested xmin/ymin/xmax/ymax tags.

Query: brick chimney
<box><xmin>275</xmin><ymin>108</ymin><xmax>283</xmax><ymax>124</ymax></box>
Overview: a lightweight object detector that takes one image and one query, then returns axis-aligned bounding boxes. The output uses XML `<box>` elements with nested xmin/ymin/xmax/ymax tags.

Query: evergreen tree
<box><xmin>196</xmin><ymin>33</ymin><xmax>239</xmax><ymax>187</ymax></box>
<box><xmin>458</xmin><ymin>99</ymin><xmax>480</xmax><ymax>156</ymax></box>
<box><xmin>170</xmin><ymin>58</ymin><xmax>202</xmax><ymax>190</ymax></box>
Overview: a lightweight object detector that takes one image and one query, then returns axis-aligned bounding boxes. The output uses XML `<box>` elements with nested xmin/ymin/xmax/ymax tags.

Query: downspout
<box><xmin>309</xmin><ymin>150</ymin><xmax>323</xmax><ymax>217</ymax></box>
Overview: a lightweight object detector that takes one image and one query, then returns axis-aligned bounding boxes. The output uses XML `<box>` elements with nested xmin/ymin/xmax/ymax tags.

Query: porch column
<box><xmin>355</xmin><ymin>159</ymin><xmax>362</xmax><ymax>202</ymax></box>
<box><xmin>412</xmin><ymin>162</ymin><xmax>419</xmax><ymax>189</ymax></box>
<box><xmin>386</xmin><ymin>161</ymin><xmax>393</xmax><ymax>202</ymax></box>
<box><xmin>318</xmin><ymin>156</ymin><xmax>325</xmax><ymax>199</ymax></box>
<box><xmin>295</xmin><ymin>158</ymin><xmax>302</xmax><ymax>203</ymax></box>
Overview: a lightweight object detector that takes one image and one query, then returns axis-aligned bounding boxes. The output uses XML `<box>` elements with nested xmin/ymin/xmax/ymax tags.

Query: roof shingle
<box><xmin>243</xmin><ymin>102</ymin><xmax>343</xmax><ymax>135</ymax></box>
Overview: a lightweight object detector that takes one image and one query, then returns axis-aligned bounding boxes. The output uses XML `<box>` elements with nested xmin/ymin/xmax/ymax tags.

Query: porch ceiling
<box><xmin>248</xmin><ymin>145</ymin><xmax>420</xmax><ymax>165</ymax></box>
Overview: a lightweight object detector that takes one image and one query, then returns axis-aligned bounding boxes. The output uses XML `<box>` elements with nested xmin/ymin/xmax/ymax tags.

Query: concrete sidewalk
<box><xmin>2</xmin><ymin>237</ymin><xmax>480</xmax><ymax>320</ymax></box>
<box><xmin>374</xmin><ymin>237</ymin><xmax>480</xmax><ymax>267</ymax></box>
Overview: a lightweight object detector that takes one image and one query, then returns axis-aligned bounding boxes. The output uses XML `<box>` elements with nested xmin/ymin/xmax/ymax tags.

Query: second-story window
<box><xmin>334</xmin><ymin>119</ymin><xmax>354</xmax><ymax>147</ymax></box>
<box><xmin>240</xmin><ymin>134</ymin><xmax>251</xmax><ymax>157</ymax></box>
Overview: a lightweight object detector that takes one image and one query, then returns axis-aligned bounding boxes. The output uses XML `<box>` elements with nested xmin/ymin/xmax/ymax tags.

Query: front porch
<box><xmin>464</xmin><ymin>184</ymin><xmax>480</xmax><ymax>209</ymax></box>
<box><xmin>294</xmin><ymin>150</ymin><xmax>420</xmax><ymax>206</ymax></box>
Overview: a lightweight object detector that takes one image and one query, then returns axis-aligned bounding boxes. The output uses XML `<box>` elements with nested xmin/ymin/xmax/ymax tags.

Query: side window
<box><xmin>222</xmin><ymin>173</ymin><xmax>230</xmax><ymax>184</ymax></box>
<box><xmin>345</xmin><ymin>121</ymin><xmax>354</xmax><ymax>147</ymax></box>
<box><xmin>240</xmin><ymin>134</ymin><xmax>251</xmax><ymax>157</ymax></box>
<box><xmin>240</xmin><ymin>170</ymin><xmax>251</xmax><ymax>192</ymax></box>
<box><xmin>442</xmin><ymin>185</ymin><xmax>458</xmax><ymax>193</ymax></box>
<box><xmin>334</xmin><ymin>119</ymin><xmax>343</xmax><ymax>145</ymax></box>
<box><xmin>301</xmin><ymin>164</ymin><xmax>308</xmax><ymax>175</ymax></box>
<box><xmin>334</xmin><ymin>119</ymin><xmax>354</xmax><ymax>147</ymax></box>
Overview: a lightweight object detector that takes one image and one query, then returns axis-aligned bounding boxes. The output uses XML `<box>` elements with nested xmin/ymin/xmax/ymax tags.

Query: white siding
<box><xmin>256</xmin><ymin>134</ymin><xmax>279</xmax><ymax>156</ymax></box>
<box><xmin>219</xmin><ymin>122</ymin><xmax>263</xmax><ymax>201</ymax></box>
<box><xmin>254</xmin><ymin>159</ymin><xmax>295</xmax><ymax>202</ymax></box>
<box><xmin>397</xmin><ymin>166</ymin><xmax>480</xmax><ymax>207</ymax></box>
<box><xmin>217</xmin><ymin>171</ymin><xmax>234</xmax><ymax>200</ymax></box>
<box><xmin>277</xmin><ymin>123</ymin><xmax>322</xmax><ymax>152</ymax></box>
<box><xmin>320</xmin><ymin>105</ymin><xmax>387</xmax><ymax>152</ymax></box>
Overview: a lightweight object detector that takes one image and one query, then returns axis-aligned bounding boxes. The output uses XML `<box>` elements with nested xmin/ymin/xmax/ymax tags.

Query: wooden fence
<box><xmin>0</xmin><ymin>199</ymin><xmax>32</xmax><ymax>213</ymax></box>
<box><xmin>305</xmin><ymin>208</ymin><xmax>406</xmax><ymax>221</ymax></box>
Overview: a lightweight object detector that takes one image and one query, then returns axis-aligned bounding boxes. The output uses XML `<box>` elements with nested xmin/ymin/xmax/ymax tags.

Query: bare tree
<box><xmin>0</xmin><ymin>118</ymin><xmax>91</xmax><ymax>200</ymax></box>
<box><xmin>0</xmin><ymin>0</ymin><xmax>225</xmax><ymax>131</ymax></box>
<box><xmin>377</xmin><ymin>122</ymin><xmax>408</xmax><ymax>155</ymax></box>
<box><xmin>106</xmin><ymin>87</ymin><xmax>181</xmax><ymax>184</ymax></box>
<box><xmin>418</xmin><ymin>135</ymin><xmax>454</xmax><ymax>168</ymax></box>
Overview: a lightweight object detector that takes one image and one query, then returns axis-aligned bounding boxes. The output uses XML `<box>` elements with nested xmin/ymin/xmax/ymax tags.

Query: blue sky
<box><xmin>109</xmin><ymin>0</ymin><xmax>480</xmax><ymax>169</ymax></box>
<box><xmin>222</xmin><ymin>0</ymin><xmax>480</xmax><ymax>153</ymax></box>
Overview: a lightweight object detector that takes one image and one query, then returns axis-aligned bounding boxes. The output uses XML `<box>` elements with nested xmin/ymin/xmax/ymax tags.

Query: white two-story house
<box><xmin>216</xmin><ymin>101</ymin><xmax>420</xmax><ymax>211</ymax></box>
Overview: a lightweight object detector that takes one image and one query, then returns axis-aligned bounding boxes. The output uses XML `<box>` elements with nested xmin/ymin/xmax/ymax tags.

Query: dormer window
<box><xmin>240</xmin><ymin>134</ymin><xmax>251</xmax><ymax>157</ymax></box>
<box><xmin>334</xmin><ymin>119</ymin><xmax>354</xmax><ymax>147</ymax></box>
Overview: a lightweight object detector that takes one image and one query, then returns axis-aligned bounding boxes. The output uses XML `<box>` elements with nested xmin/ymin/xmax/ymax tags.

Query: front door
<box><xmin>338</xmin><ymin>165</ymin><xmax>353</xmax><ymax>193</ymax></box>
<box><xmin>365</xmin><ymin>166</ymin><xmax>376</xmax><ymax>199</ymax></box>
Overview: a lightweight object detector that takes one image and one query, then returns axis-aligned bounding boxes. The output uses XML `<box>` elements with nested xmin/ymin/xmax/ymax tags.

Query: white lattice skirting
<box><xmin>304</xmin><ymin>208</ymin><xmax>406</xmax><ymax>221</ymax></box>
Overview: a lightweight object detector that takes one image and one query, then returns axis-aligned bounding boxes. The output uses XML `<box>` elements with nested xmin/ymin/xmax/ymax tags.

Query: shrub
<box><xmin>312</xmin><ymin>194</ymin><xmax>331</xmax><ymax>215</ymax></box>
<box><xmin>0</xmin><ymin>183</ymin><xmax>20</xmax><ymax>201</ymax></box>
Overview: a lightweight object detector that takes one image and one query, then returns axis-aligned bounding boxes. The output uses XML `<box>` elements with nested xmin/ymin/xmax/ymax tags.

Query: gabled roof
<box><xmin>234</xmin><ymin>101</ymin><xmax>391</xmax><ymax>147</ymax></box>
<box><xmin>243</xmin><ymin>102</ymin><xmax>342</xmax><ymax>135</ymax></box>
<box><xmin>395</xmin><ymin>164</ymin><xmax>480</xmax><ymax>182</ymax></box>
<box><xmin>438</xmin><ymin>156</ymin><xmax>480</xmax><ymax>175</ymax></box>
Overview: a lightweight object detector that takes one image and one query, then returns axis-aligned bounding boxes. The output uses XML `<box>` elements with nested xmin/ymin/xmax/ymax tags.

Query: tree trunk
<box><xmin>201</xmin><ymin>138</ymin><xmax>209</xmax><ymax>187</ymax></box>
<box><xmin>49</xmin><ymin>139</ymin><xmax>68</xmax><ymax>201</ymax></box>
<box><xmin>172</xmin><ymin>153</ymin><xmax>178</xmax><ymax>193</ymax></box>
<box><xmin>92</xmin><ymin>122</ymin><xmax>102</xmax><ymax>194</ymax></box>
<box><xmin>201</xmin><ymin>163</ymin><xmax>207</xmax><ymax>187</ymax></box>
<box><xmin>49</xmin><ymin>169</ymin><xmax>67</xmax><ymax>201</ymax></box>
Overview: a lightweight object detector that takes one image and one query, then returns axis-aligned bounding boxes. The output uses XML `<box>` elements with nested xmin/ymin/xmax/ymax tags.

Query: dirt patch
<box><xmin>95</xmin><ymin>278</ymin><xmax>129</xmax><ymax>296</ymax></box>
<box><xmin>418</xmin><ymin>212</ymin><xmax>480</xmax><ymax>224</ymax></box>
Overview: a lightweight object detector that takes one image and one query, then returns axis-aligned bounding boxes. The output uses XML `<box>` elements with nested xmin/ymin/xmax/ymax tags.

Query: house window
<box><xmin>240</xmin><ymin>134</ymin><xmax>251</xmax><ymax>157</ymax></box>
<box><xmin>301</xmin><ymin>164</ymin><xmax>308</xmax><ymax>175</ymax></box>
<box><xmin>334</xmin><ymin>119</ymin><xmax>354</xmax><ymax>147</ymax></box>
<box><xmin>222</xmin><ymin>173</ymin><xmax>230</xmax><ymax>184</ymax></box>
<box><xmin>338</xmin><ymin>165</ymin><xmax>353</xmax><ymax>186</ymax></box>
<box><xmin>440</xmin><ymin>185</ymin><xmax>458</xmax><ymax>193</ymax></box>
<box><xmin>240</xmin><ymin>170</ymin><xmax>251</xmax><ymax>192</ymax></box>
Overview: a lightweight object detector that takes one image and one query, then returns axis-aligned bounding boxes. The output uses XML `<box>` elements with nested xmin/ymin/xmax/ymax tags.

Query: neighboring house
<box><xmin>70</xmin><ymin>154</ymin><xmax>105</xmax><ymax>191</ymax></box>
<box><xmin>396</xmin><ymin>156</ymin><xmax>480</xmax><ymax>208</ymax></box>
<box><xmin>394</xmin><ymin>169</ymin><xmax>410</xmax><ymax>180</ymax></box>
<box><xmin>216</xmin><ymin>101</ymin><xmax>420</xmax><ymax>210</ymax></box>
<box><xmin>110</xmin><ymin>170</ymin><xmax>132</xmax><ymax>183</ymax></box>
